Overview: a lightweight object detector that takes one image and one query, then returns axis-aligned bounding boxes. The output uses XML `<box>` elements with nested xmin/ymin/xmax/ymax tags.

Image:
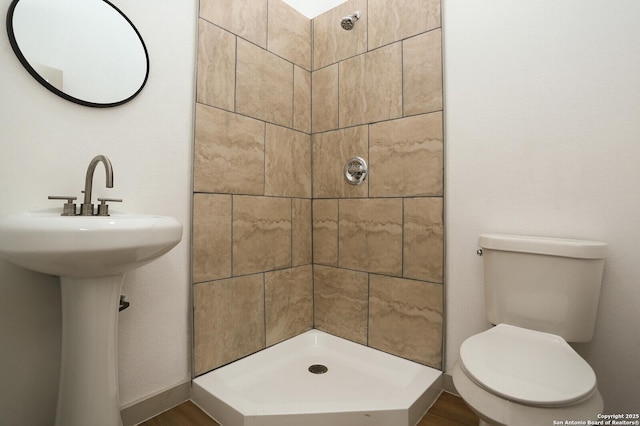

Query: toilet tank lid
<box><xmin>478</xmin><ymin>234</ymin><xmax>607</xmax><ymax>259</ymax></box>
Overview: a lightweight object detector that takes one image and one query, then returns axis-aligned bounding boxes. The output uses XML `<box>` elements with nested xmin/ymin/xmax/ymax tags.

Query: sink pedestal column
<box><xmin>56</xmin><ymin>274</ymin><xmax>125</xmax><ymax>426</ymax></box>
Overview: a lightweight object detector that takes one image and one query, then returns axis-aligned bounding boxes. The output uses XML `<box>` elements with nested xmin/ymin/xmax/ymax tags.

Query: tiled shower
<box><xmin>192</xmin><ymin>0</ymin><xmax>443</xmax><ymax>376</ymax></box>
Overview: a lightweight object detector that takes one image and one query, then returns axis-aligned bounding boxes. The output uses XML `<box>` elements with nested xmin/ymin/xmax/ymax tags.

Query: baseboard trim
<box><xmin>442</xmin><ymin>372</ymin><xmax>458</xmax><ymax>395</ymax></box>
<box><xmin>120</xmin><ymin>380</ymin><xmax>191</xmax><ymax>426</ymax></box>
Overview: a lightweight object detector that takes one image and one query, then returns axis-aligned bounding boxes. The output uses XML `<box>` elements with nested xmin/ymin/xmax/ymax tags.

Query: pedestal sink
<box><xmin>0</xmin><ymin>207</ymin><xmax>182</xmax><ymax>426</ymax></box>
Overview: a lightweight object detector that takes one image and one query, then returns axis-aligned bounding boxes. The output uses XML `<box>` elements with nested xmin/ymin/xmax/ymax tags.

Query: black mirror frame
<box><xmin>6</xmin><ymin>0</ymin><xmax>150</xmax><ymax>108</ymax></box>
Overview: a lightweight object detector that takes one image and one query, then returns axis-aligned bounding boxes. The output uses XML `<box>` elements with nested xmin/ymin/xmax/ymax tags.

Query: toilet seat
<box><xmin>459</xmin><ymin>324</ymin><xmax>597</xmax><ymax>407</ymax></box>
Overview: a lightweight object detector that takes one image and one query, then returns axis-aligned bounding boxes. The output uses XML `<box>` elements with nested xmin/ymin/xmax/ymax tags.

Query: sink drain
<box><xmin>308</xmin><ymin>364</ymin><xmax>328</xmax><ymax>374</ymax></box>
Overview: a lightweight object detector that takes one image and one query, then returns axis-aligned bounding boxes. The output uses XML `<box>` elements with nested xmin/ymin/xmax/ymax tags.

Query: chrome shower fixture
<box><xmin>340</xmin><ymin>11</ymin><xmax>361</xmax><ymax>30</ymax></box>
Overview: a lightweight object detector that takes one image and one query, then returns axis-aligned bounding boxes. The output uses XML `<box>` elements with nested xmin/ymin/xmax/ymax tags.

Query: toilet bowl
<box><xmin>454</xmin><ymin>234</ymin><xmax>608</xmax><ymax>426</ymax></box>
<box><xmin>453</xmin><ymin>324</ymin><xmax>603</xmax><ymax>426</ymax></box>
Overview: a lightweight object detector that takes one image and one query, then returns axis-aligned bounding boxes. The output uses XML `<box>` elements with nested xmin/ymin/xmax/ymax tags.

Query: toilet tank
<box><xmin>478</xmin><ymin>234</ymin><xmax>607</xmax><ymax>342</ymax></box>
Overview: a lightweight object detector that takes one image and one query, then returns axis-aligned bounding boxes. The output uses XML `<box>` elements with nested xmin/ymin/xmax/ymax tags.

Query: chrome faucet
<box><xmin>80</xmin><ymin>155</ymin><xmax>114</xmax><ymax>216</ymax></box>
<box><xmin>49</xmin><ymin>155</ymin><xmax>122</xmax><ymax>216</ymax></box>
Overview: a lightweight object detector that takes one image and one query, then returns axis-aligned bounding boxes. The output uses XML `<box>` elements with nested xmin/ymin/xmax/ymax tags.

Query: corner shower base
<box><xmin>192</xmin><ymin>330</ymin><xmax>442</xmax><ymax>426</ymax></box>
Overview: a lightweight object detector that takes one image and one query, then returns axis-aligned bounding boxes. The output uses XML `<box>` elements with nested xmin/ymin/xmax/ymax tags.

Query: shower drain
<box><xmin>308</xmin><ymin>364</ymin><xmax>328</xmax><ymax>374</ymax></box>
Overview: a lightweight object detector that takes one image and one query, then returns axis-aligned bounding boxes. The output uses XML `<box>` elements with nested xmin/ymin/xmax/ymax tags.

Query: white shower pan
<box><xmin>192</xmin><ymin>330</ymin><xmax>442</xmax><ymax>426</ymax></box>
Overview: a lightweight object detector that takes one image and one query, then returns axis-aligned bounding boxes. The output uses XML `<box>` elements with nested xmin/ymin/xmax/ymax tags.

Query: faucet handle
<box><xmin>48</xmin><ymin>196</ymin><xmax>78</xmax><ymax>216</ymax></box>
<box><xmin>96</xmin><ymin>197</ymin><xmax>123</xmax><ymax>217</ymax></box>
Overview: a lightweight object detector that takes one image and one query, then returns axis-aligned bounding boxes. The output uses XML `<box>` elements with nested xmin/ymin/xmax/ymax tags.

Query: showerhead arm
<box><xmin>340</xmin><ymin>11</ymin><xmax>361</xmax><ymax>31</ymax></box>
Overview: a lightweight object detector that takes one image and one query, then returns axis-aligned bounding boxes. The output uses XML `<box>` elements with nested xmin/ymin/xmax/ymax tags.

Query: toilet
<box><xmin>453</xmin><ymin>234</ymin><xmax>607</xmax><ymax>426</ymax></box>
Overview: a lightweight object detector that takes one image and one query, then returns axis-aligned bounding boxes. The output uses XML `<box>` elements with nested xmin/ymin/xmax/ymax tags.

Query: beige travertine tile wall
<box><xmin>339</xmin><ymin>42</ymin><xmax>403</xmax><ymax>127</ymax></box>
<box><xmin>193</xmin><ymin>274</ymin><xmax>265</xmax><ymax>371</ymax></box>
<box><xmin>265</xmin><ymin>265</ymin><xmax>313</xmax><ymax>346</ymax></box>
<box><xmin>193</xmin><ymin>0</ymin><xmax>443</xmax><ymax>375</ymax></box>
<box><xmin>314</xmin><ymin>265</ymin><xmax>369</xmax><ymax>345</ymax></box>
<box><xmin>199</xmin><ymin>0</ymin><xmax>268</xmax><ymax>48</ymax></box>
<box><xmin>369</xmin><ymin>275</ymin><xmax>443</xmax><ymax>366</ymax></box>
<box><xmin>193</xmin><ymin>0</ymin><xmax>313</xmax><ymax>376</ymax></box>
<box><xmin>368</xmin><ymin>0</ymin><xmax>441</xmax><ymax>50</ymax></box>
<box><xmin>311</xmin><ymin>0</ymin><xmax>444</xmax><ymax>369</ymax></box>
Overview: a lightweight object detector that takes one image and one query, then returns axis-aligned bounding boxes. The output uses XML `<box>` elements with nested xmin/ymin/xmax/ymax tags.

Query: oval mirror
<box><xmin>6</xmin><ymin>0</ymin><xmax>149</xmax><ymax>108</ymax></box>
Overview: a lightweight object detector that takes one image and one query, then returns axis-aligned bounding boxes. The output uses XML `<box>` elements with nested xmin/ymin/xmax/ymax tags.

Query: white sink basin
<box><xmin>0</xmin><ymin>207</ymin><xmax>182</xmax><ymax>277</ymax></box>
<box><xmin>0</xmin><ymin>206</ymin><xmax>183</xmax><ymax>426</ymax></box>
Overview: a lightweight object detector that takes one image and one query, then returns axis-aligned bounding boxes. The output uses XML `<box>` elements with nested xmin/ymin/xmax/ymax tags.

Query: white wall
<box><xmin>443</xmin><ymin>0</ymin><xmax>640</xmax><ymax>414</ymax></box>
<box><xmin>0</xmin><ymin>0</ymin><xmax>197</xmax><ymax>424</ymax></box>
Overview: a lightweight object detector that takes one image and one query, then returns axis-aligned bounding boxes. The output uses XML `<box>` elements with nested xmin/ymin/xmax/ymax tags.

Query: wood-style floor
<box><xmin>141</xmin><ymin>391</ymin><xmax>479</xmax><ymax>426</ymax></box>
<box><xmin>417</xmin><ymin>392</ymin><xmax>479</xmax><ymax>426</ymax></box>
